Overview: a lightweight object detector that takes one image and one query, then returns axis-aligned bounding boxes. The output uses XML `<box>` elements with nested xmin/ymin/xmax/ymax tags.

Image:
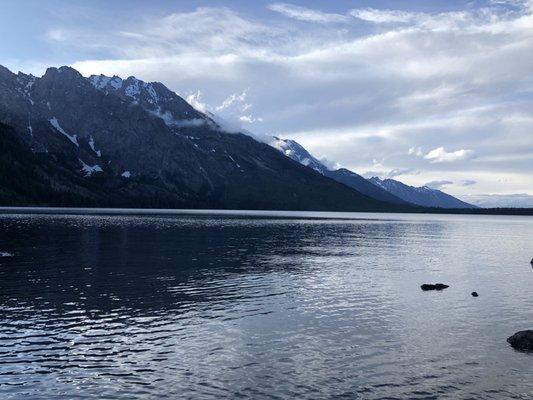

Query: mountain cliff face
<box><xmin>368</xmin><ymin>177</ymin><xmax>475</xmax><ymax>209</ymax></box>
<box><xmin>0</xmin><ymin>65</ymin><xmax>402</xmax><ymax>211</ymax></box>
<box><xmin>271</xmin><ymin>137</ymin><xmax>408</xmax><ymax>205</ymax></box>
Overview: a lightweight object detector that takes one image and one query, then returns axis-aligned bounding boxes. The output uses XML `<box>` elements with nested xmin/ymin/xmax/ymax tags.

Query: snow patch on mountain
<box><xmin>144</xmin><ymin>82</ymin><xmax>159</xmax><ymax>103</ymax></box>
<box><xmin>79</xmin><ymin>159</ymin><xmax>103</xmax><ymax>176</ymax></box>
<box><xmin>49</xmin><ymin>117</ymin><xmax>78</xmax><ymax>146</ymax></box>
<box><xmin>121</xmin><ymin>171</ymin><xmax>131</xmax><ymax>178</ymax></box>
<box><xmin>271</xmin><ymin>137</ymin><xmax>327</xmax><ymax>174</ymax></box>
<box><xmin>109</xmin><ymin>76</ymin><xmax>123</xmax><ymax>90</ymax></box>
<box><xmin>90</xmin><ymin>75</ymin><xmax>111</xmax><ymax>89</ymax></box>
<box><xmin>125</xmin><ymin>78</ymin><xmax>141</xmax><ymax>99</ymax></box>
<box><xmin>88</xmin><ymin>136</ymin><xmax>101</xmax><ymax>157</ymax></box>
<box><xmin>90</xmin><ymin>75</ymin><xmax>123</xmax><ymax>91</ymax></box>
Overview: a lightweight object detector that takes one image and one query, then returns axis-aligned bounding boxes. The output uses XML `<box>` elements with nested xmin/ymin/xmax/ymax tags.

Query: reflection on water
<box><xmin>0</xmin><ymin>211</ymin><xmax>532</xmax><ymax>399</ymax></box>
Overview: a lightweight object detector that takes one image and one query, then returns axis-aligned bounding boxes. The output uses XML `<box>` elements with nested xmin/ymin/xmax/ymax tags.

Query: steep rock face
<box><xmin>368</xmin><ymin>177</ymin><xmax>475</xmax><ymax>209</ymax></box>
<box><xmin>0</xmin><ymin>65</ymin><xmax>401</xmax><ymax>211</ymax></box>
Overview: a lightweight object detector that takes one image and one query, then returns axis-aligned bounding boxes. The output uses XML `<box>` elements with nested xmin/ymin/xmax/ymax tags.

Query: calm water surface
<box><xmin>0</xmin><ymin>209</ymin><xmax>532</xmax><ymax>399</ymax></box>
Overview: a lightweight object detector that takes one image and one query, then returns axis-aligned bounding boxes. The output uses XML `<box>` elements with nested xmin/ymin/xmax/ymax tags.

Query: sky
<box><xmin>1</xmin><ymin>0</ymin><xmax>532</xmax><ymax>203</ymax></box>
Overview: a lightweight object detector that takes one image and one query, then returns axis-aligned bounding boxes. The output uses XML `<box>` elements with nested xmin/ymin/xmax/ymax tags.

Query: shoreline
<box><xmin>0</xmin><ymin>206</ymin><xmax>532</xmax><ymax>218</ymax></box>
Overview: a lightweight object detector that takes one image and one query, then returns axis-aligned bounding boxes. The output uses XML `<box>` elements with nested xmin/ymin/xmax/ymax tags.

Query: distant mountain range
<box><xmin>459</xmin><ymin>194</ymin><xmax>533</xmax><ymax>209</ymax></box>
<box><xmin>0</xmin><ymin>63</ymin><xmax>513</xmax><ymax>212</ymax></box>
<box><xmin>368</xmin><ymin>177</ymin><xmax>474</xmax><ymax>208</ymax></box>
<box><xmin>271</xmin><ymin>137</ymin><xmax>474</xmax><ymax>209</ymax></box>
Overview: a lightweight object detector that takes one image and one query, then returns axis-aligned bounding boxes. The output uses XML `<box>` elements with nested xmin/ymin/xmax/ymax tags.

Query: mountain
<box><xmin>368</xmin><ymin>177</ymin><xmax>475</xmax><ymax>209</ymax></box>
<box><xmin>270</xmin><ymin>137</ymin><xmax>476</xmax><ymax>209</ymax></box>
<box><xmin>0</xmin><ymin>64</ymin><xmax>405</xmax><ymax>211</ymax></box>
<box><xmin>271</xmin><ymin>137</ymin><xmax>408</xmax><ymax>205</ymax></box>
<box><xmin>459</xmin><ymin>193</ymin><xmax>533</xmax><ymax>208</ymax></box>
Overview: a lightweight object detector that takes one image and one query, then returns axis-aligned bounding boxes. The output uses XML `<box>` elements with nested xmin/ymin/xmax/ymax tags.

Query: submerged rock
<box><xmin>507</xmin><ymin>330</ymin><xmax>533</xmax><ymax>351</ymax></box>
<box><xmin>421</xmin><ymin>283</ymin><xmax>449</xmax><ymax>291</ymax></box>
<box><xmin>471</xmin><ymin>292</ymin><xmax>479</xmax><ymax>297</ymax></box>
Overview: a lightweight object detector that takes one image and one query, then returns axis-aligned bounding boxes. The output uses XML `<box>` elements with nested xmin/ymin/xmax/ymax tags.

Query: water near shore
<box><xmin>0</xmin><ymin>209</ymin><xmax>532</xmax><ymax>399</ymax></box>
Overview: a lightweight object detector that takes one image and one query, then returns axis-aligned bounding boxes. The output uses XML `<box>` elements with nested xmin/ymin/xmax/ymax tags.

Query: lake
<box><xmin>0</xmin><ymin>209</ymin><xmax>532</xmax><ymax>399</ymax></box>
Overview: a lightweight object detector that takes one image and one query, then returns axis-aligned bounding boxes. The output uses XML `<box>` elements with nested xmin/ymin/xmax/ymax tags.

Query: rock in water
<box><xmin>507</xmin><ymin>330</ymin><xmax>533</xmax><ymax>351</ymax></box>
<box><xmin>421</xmin><ymin>283</ymin><xmax>449</xmax><ymax>291</ymax></box>
<box><xmin>471</xmin><ymin>292</ymin><xmax>479</xmax><ymax>297</ymax></box>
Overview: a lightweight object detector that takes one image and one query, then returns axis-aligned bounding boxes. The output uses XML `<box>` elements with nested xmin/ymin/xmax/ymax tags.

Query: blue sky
<box><xmin>1</xmin><ymin>0</ymin><xmax>532</xmax><ymax>202</ymax></box>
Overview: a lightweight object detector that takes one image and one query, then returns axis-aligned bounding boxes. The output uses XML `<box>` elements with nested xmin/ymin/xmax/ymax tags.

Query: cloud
<box><xmin>408</xmin><ymin>147</ymin><xmax>423</xmax><ymax>157</ymax></box>
<box><xmin>186</xmin><ymin>90</ymin><xmax>208</xmax><ymax>113</ymax></box>
<box><xmin>216</xmin><ymin>91</ymin><xmax>249</xmax><ymax>112</ymax></box>
<box><xmin>318</xmin><ymin>156</ymin><xmax>341</xmax><ymax>170</ymax></box>
<box><xmin>385</xmin><ymin>168</ymin><xmax>418</xmax><ymax>179</ymax></box>
<box><xmin>149</xmin><ymin>108</ymin><xmax>207</xmax><ymax>128</ymax></box>
<box><xmin>239</xmin><ymin>115</ymin><xmax>263</xmax><ymax>123</ymax></box>
<box><xmin>267</xmin><ymin>3</ymin><xmax>348</xmax><ymax>23</ymax></box>
<box><xmin>45</xmin><ymin>29</ymin><xmax>68</xmax><ymax>42</ymax></box>
<box><xmin>349</xmin><ymin>8</ymin><xmax>419</xmax><ymax>23</ymax></box>
<box><xmin>424</xmin><ymin>180</ymin><xmax>453</xmax><ymax>190</ymax></box>
<box><xmin>361</xmin><ymin>168</ymin><xmax>418</xmax><ymax>179</ymax></box>
<box><xmin>423</xmin><ymin>147</ymin><xmax>474</xmax><ymax>163</ymax></box>
<box><xmin>460</xmin><ymin>179</ymin><xmax>477</xmax><ymax>186</ymax></box>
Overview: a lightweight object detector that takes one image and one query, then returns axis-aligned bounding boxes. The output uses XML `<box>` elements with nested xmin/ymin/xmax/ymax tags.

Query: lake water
<box><xmin>0</xmin><ymin>209</ymin><xmax>532</xmax><ymax>399</ymax></box>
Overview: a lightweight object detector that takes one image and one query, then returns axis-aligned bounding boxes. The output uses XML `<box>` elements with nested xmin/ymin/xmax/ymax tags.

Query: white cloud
<box><xmin>423</xmin><ymin>147</ymin><xmax>474</xmax><ymax>163</ymax></box>
<box><xmin>239</xmin><ymin>115</ymin><xmax>263</xmax><ymax>123</ymax></box>
<box><xmin>186</xmin><ymin>90</ymin><xmax>208</xmax><ymax>113</ymax></box>
<box><xmin>216</xmin><ymin>91</ymin><xmax>249</xmax><ymax>112</ymax></box>
<box><xmin>350</xmin><ymin>8</ymin><xmax>419</xmax><ymax>23</ymax></box>
<box><xmin>408</xmin><ymin>147</ymin><xmax>423</xmax><ymax>157</ymax></box>
<box><xmin>268</xmin><ymin>3</ymin><xmax>348</xmax><ymax>23</ymax></box>
<box><xmin>386</xmin><ymin>168</ymin><xmax>418</xmax><ymax>179</ymax></box>
<box><xmin>45</xmin><ymin>29</ymin><xmax>68</xmax><ymax>42</ymax></box>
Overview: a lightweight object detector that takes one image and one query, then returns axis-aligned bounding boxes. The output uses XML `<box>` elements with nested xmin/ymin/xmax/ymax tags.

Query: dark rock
<box><xmin>507</xmin><ymin>330</ymin><xmax>533</xmax><ymax>351</ymax></box>
<box><xmin>471</xmin><ymin>291</ymin><xmax>479</xmax><ymax>297</ymax></box>
<box><xmin>421</xmin><ymin>283</ymin><xmax>449</xmax><ymax>291</ymax></box>
<box><xmin>530</xmin><ymin>258</ymin><xmax>533</xmax><ymax>265</ymax></box>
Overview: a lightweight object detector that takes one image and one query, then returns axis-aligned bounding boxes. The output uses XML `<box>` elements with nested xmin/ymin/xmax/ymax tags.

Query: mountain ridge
<box><xmin>0</xmin><ymin>64</ymin><xmax>409</xmax><ymax>212</ymax></box>
<box><xmin>368</xmin><ymin>177</ymin><xmax>475</xmax><ymax>209</ymax></box>
<box><xmin>271</xmin><ymin>137</ymin><xmax>409</xmax><ymax>205</ymax></box>
<box><xmin>271</xmin><ymin>137</ymin><xmax>474</xmax><ymax>209</ymax></box>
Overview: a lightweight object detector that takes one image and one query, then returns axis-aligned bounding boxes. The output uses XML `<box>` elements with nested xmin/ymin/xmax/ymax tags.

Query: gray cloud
<box><xmin>424</xmin><ymin>180</ymin><xmax>454</xmax><ymax>190</ymax></box>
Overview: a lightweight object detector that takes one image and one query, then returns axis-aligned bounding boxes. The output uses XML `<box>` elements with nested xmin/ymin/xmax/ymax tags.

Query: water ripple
<box><xmin>0</xmin><ymin>212</ymin><xmax>532</xmax><ymax>399</ymax></box>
